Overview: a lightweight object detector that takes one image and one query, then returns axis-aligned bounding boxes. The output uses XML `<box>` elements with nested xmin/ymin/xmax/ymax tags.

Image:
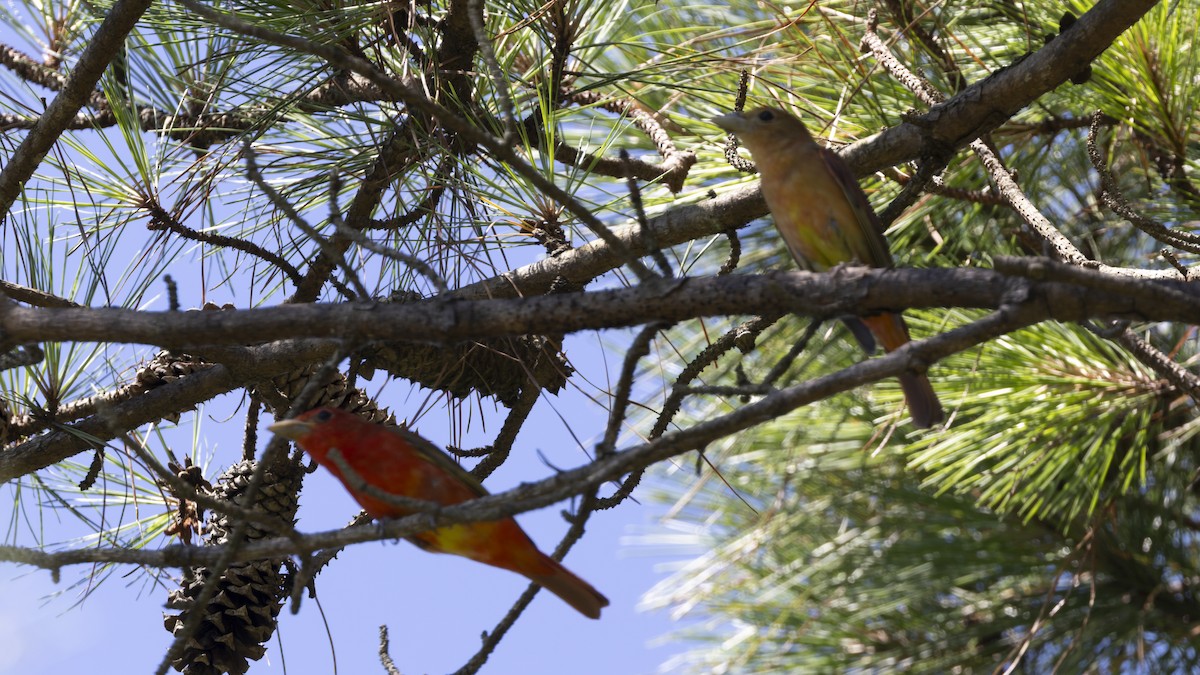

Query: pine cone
<box><xmin>363</xmin><ymin>334</ymin><xmax>571</xmax><ymax>405</ymax></box>
<box><xmin>163</xmin><ymin>454</ymin><xmax>304</xmax><ymax>674</ymax></box>
<box><xmin>260</xmin><ymin>364</ymin><xmax>393</xmax><ymax>423</ymax></box>
<box><xmin>137</xmin><ymin>351</ymin><xmax>211</xmax><ymax>388</ymax></box>
<box><xmin>162</xmin><ymin>458</ymin><xmax>213</xmax><ymax>546</ymax></box>
<box><xmin>163</xmin><ymin>564</ymin><xmax>284</xmax><ymax>675</ymax></box>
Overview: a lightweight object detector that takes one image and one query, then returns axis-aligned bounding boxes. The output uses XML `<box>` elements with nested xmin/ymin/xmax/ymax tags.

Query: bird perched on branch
<box><xmin>270</xmin><ymin>406</ymin><xmax>609</xmax><ymax>619</ymax></box>
<box><xmin>712</xmin><ymin>107</ymin><xmax>944</xmax><ymax>428</ymax></box>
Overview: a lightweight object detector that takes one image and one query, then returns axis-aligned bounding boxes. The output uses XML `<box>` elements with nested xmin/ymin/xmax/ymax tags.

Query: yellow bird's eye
<box><xmin>757</xmin><ymin>109</ymin><xmax>775</xmax><ymax>122</ymax></box>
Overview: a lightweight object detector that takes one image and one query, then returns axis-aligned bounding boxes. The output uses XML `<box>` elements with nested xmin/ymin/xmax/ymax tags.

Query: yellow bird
<box><xmin>713</xmin><ymin>107</ymin><xmax>943</xmax><ymax>428</ymax></box>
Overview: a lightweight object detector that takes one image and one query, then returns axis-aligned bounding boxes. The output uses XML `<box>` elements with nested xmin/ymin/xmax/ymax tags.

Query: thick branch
<box><xmin>2</xmin><ymin>265</ymin><xmax>1196</xmax><ymax>351</ymax></box>
<box><xmin>840</xmin><ymin>0</ymin><xmax>1159</xmax><ymax>174</ymax></box>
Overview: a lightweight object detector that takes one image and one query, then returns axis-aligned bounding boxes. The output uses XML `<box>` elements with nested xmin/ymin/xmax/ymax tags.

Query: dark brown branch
<box><xmin>1086</xmin><ymin>111</ymin><xmax>1200</xmax><ymax>254</ymax></box>
<box><xmin>1110</xmin><ymin>327</ymin><xmax>1200</xmax><ymax>404</ymax></box>
<box><xmin>843</xmin><ymin>0</ymin><xmax>1159</xmax><ymax>176</ymax></box>
<box><xmin>649</xmin><ymin>315</ymin><xmax>781</xmax><ymax>440</ymax></box>
<box><xmin>0</xmin><ymin>344</ymin><xmax>44</xmax><ymax>372</ymax></box>
<box><xmin>144</xmin><ymin>199</ymin><xmax>305</xmax><ymax>287</ymax></box>
<box><xmin>4</xmin><ymin>266</ymin><xmax>1198</xmax><ymax>356</ymax></box>
<box><xmin>471</xmin><ymin>384</ymin><xmax>540</xmax><ymax>480</ymax></box>
<box><xmin>594</xmin><ymin>321</ymin><xmax>670</xmax><ymax>510</ymax></box>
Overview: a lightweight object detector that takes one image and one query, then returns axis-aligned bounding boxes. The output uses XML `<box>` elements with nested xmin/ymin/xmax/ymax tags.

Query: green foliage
<box><xmin>908</xmin><ymin>317</ymin><xmax>1158</xmax><ymax>523</ymax></box>
<box><xmin>642</xmin><ymin>399</ymin><xmax>1200</xmax><ymax>672</ymax></box>
<box><xmin>640</xmin><ymin>0</ymin><xmax>1200</xmax><ymax>672</ymax></box>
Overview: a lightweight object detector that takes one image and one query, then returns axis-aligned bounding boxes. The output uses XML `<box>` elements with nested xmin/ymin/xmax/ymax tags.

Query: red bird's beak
<box><xmin>268</xmin><ymin>418</ymin><xmax>315</xmax><ymax>441</ymax></box>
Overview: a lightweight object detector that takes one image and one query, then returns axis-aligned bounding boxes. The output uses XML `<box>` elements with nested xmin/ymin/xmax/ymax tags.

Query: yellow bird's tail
<box><xmin>862</xmin><ymin>313</ymin><xmax>944</xmax><ymax>428</ymax></box>
<box><xmin>898</xmin><ymin>371</ymin><xmax>944</xmax><ymax>429</ymax></box>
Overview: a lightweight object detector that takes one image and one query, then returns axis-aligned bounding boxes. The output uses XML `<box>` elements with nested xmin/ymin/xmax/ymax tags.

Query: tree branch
<box><xmin>2</xmin><ymin>266</ymin><xmax>1196</xmax><ymax>354</ymax></box>
<box><xmin>842</xmin><ymin>0</ymin><xmax>1157</xmax><ymax>173</ymax></box>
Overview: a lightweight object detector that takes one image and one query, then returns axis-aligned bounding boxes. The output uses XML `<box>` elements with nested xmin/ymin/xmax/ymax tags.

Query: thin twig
<box><xmin>621</xmin><ymin>150</ymin><xmax>671</xmax><ymax>277</ymax></box>
<box><xmin>1107</xmin><ymin>326</ymin><xmax>1200</xmax><ymax>405</ymax></box>
<box><xmin>649</xmin><ymin>315</ymin><xmax>782</xmax><ymax>440</ymax></box>
<box><xmin>0</xmin><ymin>344</ymin><xmax>44</xmax><ymax>372</ymax></box>
<box><xmin>1086</xmin><ymin>110</ymin><xmax>1200</xmax><ymax>254</ymax></box>
<box><xmin>761</xmin><ymin>318</ymin><xmax>826</xmax><ymax>388</ymax></box>
<box><xmin>145</xmin><ymin>199</ymin><xmax>305</xmax><ymax>287</ymax></box>
<box><xmin>878</xmin><ymin>157</ymin><xmax>947</xmax><ymax>226</ymax></box>
<box><xmin>243</xmin><ymin>140</ymin><xmax>372</xmax><ymax>299</ymax></box>
<box><xmin>451</xmin><ymin>576</ymin><xmax>543</xmax><ymax>675</ymax></box>
<box><xmin>179</xmin><ymin>0</ymin><xmax>654</xmax><ymax>282</ymax></box>
<box><xmin>468</xmin><ymin>0</ymin><xmax>515</xmax><ymax>143</ymax></box>
<box><xmin>594</xmin><ymin>321</ymin><xmax>672</xmax><ymax>510</ymax></box>
<box><xmin>327</xmin><ymin>168</ymin><xmax>449</xmax><ymax>293</ymax></box>
<box><xmin>471</xmin><ymin>384</ymin><xmax>540</xmax><ymax>479</ymax></box>
<box><xmin>379</xmin><ymin>625</ymin><xmax>402</xmax><ymax>675</ymax></box>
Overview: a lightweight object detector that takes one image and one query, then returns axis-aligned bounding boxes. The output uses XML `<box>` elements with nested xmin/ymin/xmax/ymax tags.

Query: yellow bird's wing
<box><xmin>817</xmin><ymin>146</ymin><xmax>895</xmax><ymax>269</ymax></box>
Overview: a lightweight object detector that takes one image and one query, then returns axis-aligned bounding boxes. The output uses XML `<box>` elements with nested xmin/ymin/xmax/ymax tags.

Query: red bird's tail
<box><xmin>527</xmin><ymin>554</ymin><xmax>610</xmax><ymax>620</ymax></box>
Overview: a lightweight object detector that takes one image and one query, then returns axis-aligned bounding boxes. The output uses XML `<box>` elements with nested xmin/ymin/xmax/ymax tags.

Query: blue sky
<box><xmin>0</xmin><ymin>4</ymin><xmax>722</xmax><ymax>671</ymax></box>
<box><xmin>0</xmin><ymin>332</ymin><xmax>702</xmax><ymax>675</ymax></box>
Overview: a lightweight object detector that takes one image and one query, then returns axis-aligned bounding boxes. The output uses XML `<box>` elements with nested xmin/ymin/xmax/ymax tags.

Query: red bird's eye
<box><xmin>314</xmin><ymin>409</ymin><xmax>333</xmax><ymax>423</ymax></box>
<box><xmin>757</xmin><ymin>109</ymin><xmax>775</xmax><ymax>122</ymax></box>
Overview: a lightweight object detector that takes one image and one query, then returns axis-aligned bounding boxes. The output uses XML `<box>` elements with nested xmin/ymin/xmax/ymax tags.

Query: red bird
<box><xmin>270</xmin><ymin>407</ymin><xmax>609</xmax><ymax>619</ymax></box>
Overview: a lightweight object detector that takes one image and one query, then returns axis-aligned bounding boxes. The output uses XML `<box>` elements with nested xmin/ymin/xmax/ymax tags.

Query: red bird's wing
<box><xmin>393</xmin><ymin>425</ymin><xmax>489</xmax><ymax>498</ymax></box>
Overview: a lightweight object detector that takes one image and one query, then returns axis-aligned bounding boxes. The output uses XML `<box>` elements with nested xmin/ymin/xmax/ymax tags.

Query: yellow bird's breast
<box><xmin>758</xmin><ymin>155</ymin><xmax>873</xmax><ymax>271</ymax></box>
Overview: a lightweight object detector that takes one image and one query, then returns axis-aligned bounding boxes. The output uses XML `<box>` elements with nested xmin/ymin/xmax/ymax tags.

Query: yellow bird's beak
<box><xmin>711</xmin><ymin>112</ymin><xmax>750</xmax><ymax>134</ymax></box>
